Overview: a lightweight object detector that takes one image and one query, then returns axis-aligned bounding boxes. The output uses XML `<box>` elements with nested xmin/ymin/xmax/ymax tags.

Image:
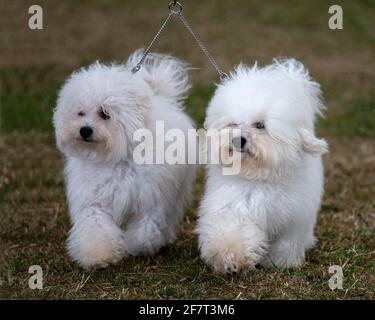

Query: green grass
<box><xmin>318</xmin><ymin>100</ymin><xmax>375</xmax><ymax>138</ymax></box>
<box><xmin>1</xmin><ymin>0</ymin><xmax>374</xmax><ymax>300</ymax></box>
<box><xmin>0</xmin><ymin>93</ymin><xmax>56</xmax><ymax>132</ymax></box>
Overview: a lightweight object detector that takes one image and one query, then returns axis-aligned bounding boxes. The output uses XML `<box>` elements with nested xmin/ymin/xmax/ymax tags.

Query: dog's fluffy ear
<box><xmin>299</xmin><ymin>128</ymin><xmax>328</xmax><ymax>155</ymax></box>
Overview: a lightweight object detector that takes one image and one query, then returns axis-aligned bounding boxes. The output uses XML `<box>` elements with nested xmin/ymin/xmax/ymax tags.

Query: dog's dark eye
<box><xmin>253</xmin><ymin>121</ymin><xmax>265</xmax><ymax>129</ymax></box>
<box><xmin>78</xmin><ymin>111</ymin><xmax>85</xmax><ymax>116</ymax></box>
<box><xmin>99</xmin><ymin>108</ymin><xmax>110</xmax><ymax>120</ymax></box>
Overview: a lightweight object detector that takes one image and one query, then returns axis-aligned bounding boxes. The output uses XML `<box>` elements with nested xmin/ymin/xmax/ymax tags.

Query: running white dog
<box><xmin>53</xmin><ymin>51</ymin><xmax>195</xmax><ymax>269</ymax></box>
<box><xmin>197</xmin><ymin>59</ymin><xmax>328</xmax><ymax>274</ymax></box>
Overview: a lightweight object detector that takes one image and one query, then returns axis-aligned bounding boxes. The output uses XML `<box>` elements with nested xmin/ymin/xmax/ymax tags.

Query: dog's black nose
<box><xmin>232</xmin><ymin>136</ymin><xmax>247</xmax><ymax>151</ymax></box>
<box><xmin>80</xmin><ymin>126</ymin><xmax>93</xmax><ymax>140</ymax></box>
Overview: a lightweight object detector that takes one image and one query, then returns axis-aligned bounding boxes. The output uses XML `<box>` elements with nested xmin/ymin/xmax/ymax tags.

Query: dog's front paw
<box><xmin>201</xmin><ymin>240</ymin><xmax>258</xmax><ymax>275</ymax></box>
<box><xmin>67</xmin><ymin>223</ymin><xmax>127</xmax><ymax>270</ymax></box>
<box><xmin>216</xmin><ymin>251</ymin><xmax>258</xmax><ymax>275</ymax></box>
<box><xmin>216</xmin><ymin>251</ymin><xmax>246</xmax><ymax>275</ymax></box>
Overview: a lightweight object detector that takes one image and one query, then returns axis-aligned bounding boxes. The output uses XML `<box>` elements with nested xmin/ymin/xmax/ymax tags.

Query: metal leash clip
<box><xmin>168</xmin><ymin>1</ymin><xmax>182</xmax><ymax>14</ymax></box>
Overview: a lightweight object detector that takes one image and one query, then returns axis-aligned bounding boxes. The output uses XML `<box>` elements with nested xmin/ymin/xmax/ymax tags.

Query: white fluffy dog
<box><xmin>53</xmin><ymin>51</ymin><xmax>195</xmax><ymax>269</ymax></box>
<box><xmin>197</xmin><ymin>59</ymin><xmax>328</xmax><ymax>274</ymax></box>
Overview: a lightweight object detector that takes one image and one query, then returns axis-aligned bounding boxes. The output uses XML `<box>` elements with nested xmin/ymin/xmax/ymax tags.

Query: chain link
<box><xmin>132</xmin><ymin>1</ymin><xmax>228</xmax><ymax>81</ymax></box>
<box><xmin>131</xmin><ymin>13</ymin><xmax>173</xmax><ymax>74</ymax></box>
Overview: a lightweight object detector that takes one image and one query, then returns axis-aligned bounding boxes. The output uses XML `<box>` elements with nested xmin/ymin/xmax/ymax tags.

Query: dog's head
<box><xmin>205</xmin><ymin>59</ymin><xmax>328</xmax><ymax>179</ymax></box>
<box><xmin>53</xmin><ymin>62</ymin><xmax>150</xmax><ymax>163</ymax></box>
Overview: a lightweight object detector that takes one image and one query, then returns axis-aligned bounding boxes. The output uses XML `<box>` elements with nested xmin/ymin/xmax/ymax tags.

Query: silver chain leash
<box><xmin>132</xmin><ymin>1</ymin><xmax>229</xmax><ymax>81</ymax></box>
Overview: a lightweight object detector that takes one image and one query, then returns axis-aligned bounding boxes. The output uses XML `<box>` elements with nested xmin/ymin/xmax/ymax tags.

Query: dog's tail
<box><xmin>126</xmin><ymin>49</ymin><xmax>191</xmax><ymax>102</ymax></box>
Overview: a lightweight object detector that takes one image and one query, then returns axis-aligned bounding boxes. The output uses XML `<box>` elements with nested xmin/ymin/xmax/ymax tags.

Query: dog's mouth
<box><xmin>76</xmin><ymin>137</ymin><xmax>97</xmax><ymax>144</ymax></box>
<box><xmin>229</xmin><ymin>146</ymin><xmax>255</xmax><ymax>157</ymax></box>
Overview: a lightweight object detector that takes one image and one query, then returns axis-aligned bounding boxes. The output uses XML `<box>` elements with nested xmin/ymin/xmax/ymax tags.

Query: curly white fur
<box><xmin>53</xmin><ymin>50</ymin><xmax>196</xmax><ymax>269</ymax></box>
<box><xmin>197</xmin><ymin>59</ymin><xmax>328</xmax><ymax>274</ymax></box>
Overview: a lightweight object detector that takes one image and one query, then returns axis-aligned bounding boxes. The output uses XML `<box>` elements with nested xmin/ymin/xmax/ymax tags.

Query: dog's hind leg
<box><xmin>259</xmin><ymin>230</ymin><xmax>308</xmax><ymax>269</ymax></box>
<box><xmin>122</xmin><ymin>210</ymin><xmax>172</xmax><ymax>256</ymax></box>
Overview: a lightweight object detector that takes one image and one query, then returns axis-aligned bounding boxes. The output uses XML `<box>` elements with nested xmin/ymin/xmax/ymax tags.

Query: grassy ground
<box><xmin>0</xmin><ymin>0</ymin><xmax>374</xmax><ymax>299</ymax></box>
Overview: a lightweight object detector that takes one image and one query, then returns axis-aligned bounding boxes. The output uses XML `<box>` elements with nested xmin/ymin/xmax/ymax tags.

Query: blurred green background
<box><xmin>0</xmin><ymin>0</ymin><xmax>374</xmax><ymax>299</ymax></box>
